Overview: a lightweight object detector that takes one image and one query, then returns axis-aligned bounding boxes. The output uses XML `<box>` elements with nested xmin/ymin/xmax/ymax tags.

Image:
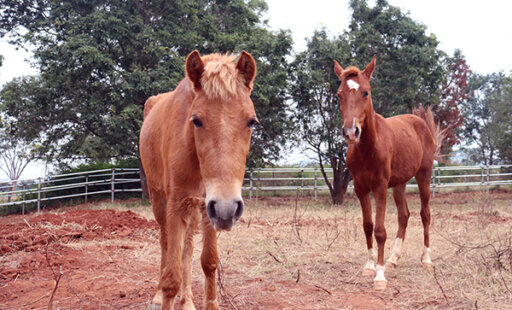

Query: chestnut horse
<box><xmin>333</xmin><ymin>56</ymin><xmax>444</xmax><ymax>290</ymax></box>
<box><xmin>140</xmin><ymin>50</ymin><xmax>258</xmax><ymax>310</ymax></box>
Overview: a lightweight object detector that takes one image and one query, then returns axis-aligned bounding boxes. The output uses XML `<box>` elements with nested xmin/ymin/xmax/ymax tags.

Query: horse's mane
<box><xmin>200</xmin><ymin>53</ymin><xmax>247</xmax><ymax>100</ymax></box>
<box><xmin>341</xmin><ymin>66</ymin><xmax>361</xmax><ymax>79</ymax></box>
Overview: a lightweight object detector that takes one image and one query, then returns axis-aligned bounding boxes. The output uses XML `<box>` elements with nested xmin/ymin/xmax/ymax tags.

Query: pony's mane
<box><xmin>200</xmin><ymin>53</ymin><xmax>247</xmax><ymax>100</ymax></box>
<box><xmin>341</xmin><ymin>66</ymin><xmax>361</xmax><ymax>79</ymax></box>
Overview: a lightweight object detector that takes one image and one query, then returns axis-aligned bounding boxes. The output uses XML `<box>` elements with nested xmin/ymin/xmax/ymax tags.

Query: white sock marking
<box><xmin>387</xmin><ymin>238</ymin><xmax>403</xmax><ymax>265</ymax></box>
<box><xmin>374</xmin><ymin>264</ymin><xmax>387</xmax><ymax>282</ymax></box>
<box><xmin>364</xmin><ymin>248</ymin><xmax>377</xmax><ymax>271</ymax></box>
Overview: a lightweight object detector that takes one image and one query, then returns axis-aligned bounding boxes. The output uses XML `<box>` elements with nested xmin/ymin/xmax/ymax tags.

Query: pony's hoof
<box><xmin>203</xmin><ymin>300</ymin><xmax>219</xmax><ymax>310</ymax></box>
<box><xmin>385</xmin><ymin>261</ymin><xmax>396</xmax><ymax>269</ymax></box>
<box><xmin>374</xmin><ymin>280</ymin><xmax>387</xmax><ymax>291</ymax></box>
<box><xmin>362</xmin><ymin>268</ymin><xmax>376</xmax><ymax>277</ymax></box>
<box><xmin>422</xmin><ymin>262</ymin><xmax>432</xmax><ymax>269</ymax></box>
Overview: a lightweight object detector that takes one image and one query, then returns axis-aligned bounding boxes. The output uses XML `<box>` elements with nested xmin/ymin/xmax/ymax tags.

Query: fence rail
<box><xmin>1</xmin><ymin>165</ymin><xmax>512</xmax><ymax>213</ymax></box>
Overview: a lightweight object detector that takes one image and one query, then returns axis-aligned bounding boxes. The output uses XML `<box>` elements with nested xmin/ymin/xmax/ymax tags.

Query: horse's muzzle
<box><xmin>343</xmin><ymin>125</ymin><xmax>361</xmax><ymax>144</ymax></box>
<box><xmin>206</xmin><ymin>198</ymin><xmax>244</xmax><ymax>231</ymax></box>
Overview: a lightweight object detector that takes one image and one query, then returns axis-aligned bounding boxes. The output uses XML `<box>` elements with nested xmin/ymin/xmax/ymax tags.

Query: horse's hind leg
<box><xmin>386</xmin><ymin>183</ymin><xmax>410</xmax><ymax>268</ymax></box>
<box><xmin>180</xmin><ymin>207</ymin><xmax>200</xmax><ymax>310</ymax></box>
<box><xmin>200</xmin><ymin>206</ymin><xmax>220</xmax><ymax>310</ymax></box>
<box><xmin>416</xmin><ymin>169</ymin><xmax>433</xmax><ymax>267</ymax></box>
<box><xmin>150</xmin><ymin>191</ymin><xmax>167</xmax><ymax>307</ymax></box>
<box><xmin>355</xmin><ymin>188</ymin><xmax>377</xmax><ymax>277</ymax></box>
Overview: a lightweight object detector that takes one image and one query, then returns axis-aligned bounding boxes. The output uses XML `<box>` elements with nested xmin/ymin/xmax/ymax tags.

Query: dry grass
<box><xmin>85</xmin><ymin>191</ymin><xmax>512</xmax><ymax>309</ymax></box>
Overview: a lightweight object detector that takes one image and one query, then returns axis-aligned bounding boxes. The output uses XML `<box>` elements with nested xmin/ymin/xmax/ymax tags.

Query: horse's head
<box><xmin>333</xmin><ymin>55</ymin><xmax>376</xmax><ymax>144</ymax></box>
<box><xmin>186</xmin><ymin>50</ymin><xmax>257</xmax><ymax>231</ymax></box>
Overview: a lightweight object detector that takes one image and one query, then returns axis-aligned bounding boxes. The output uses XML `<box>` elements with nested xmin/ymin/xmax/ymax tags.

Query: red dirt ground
<box><xmin>0</xmin><ymin>204</ymin><xmax>392</xmax><ymax>310</ymax></box>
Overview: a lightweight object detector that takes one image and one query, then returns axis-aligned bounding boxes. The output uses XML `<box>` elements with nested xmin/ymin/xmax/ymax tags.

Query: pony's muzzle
<box><xmin>206</xmin><ymin>198</ymin><xmax>244</xmax><ymax>231</ymax></box>
<box><xmin>343</xmin><ymin>125</ymin><xmax>361</xmax><ymax>143</ymax></box>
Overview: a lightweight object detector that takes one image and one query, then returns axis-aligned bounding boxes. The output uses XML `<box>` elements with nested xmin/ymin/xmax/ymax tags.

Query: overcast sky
<box><xmin>1</xmin><ymin>0</ymin><xmax>511</xmax><ymax>178</ymax></box>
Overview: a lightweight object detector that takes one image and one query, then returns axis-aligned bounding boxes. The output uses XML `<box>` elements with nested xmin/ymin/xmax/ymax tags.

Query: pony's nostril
<box><xmin>206</xmin><ymin>200</ymin><xmax>217</xmax><ymax>219</ymax></box>
<box><xmin>355</xmin><ymin>127</ymin><xmax>360</xmax><ymax>138</ymax></box>
<box><xmin>234</xmin><ymin>200</ymin><xmax>244</xmax><ymax>220</ymax></box>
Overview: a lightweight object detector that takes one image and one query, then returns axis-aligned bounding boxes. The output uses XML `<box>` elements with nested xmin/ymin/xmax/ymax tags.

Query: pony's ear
<box><xmin>362</xmin><ymin>55</ymin><xmax>376</xmax><ymax>80</ymax></box>
<box><xmin>236</xmin><ymin>51</ymin><xmax>257</xmax><ymax>90</ymax></box>
<box><xmin>333</xmin><ymin>60</ymin><xmax>343</xmax><ymax>79</ymax></box>
<box><xmin>186</xmin><ymin>50</ymin><xmax>205</xmax><ymax>90</ymax></box>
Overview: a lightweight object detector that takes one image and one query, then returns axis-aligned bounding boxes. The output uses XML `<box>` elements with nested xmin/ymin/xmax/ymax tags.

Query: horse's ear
<box><xmin>362</xmin><ymin>55</ymin><xmax>376</xmax><ymax>80</ymax></box>
<box><xmin>333</xmin><ymin>60</ymin><xmax>343</xmax><ymax>79</ymax></box>
<box><xmin>186</xmin><ymin>50</ymin><xmax>205</xmax><ymax>90</ymax></box>
<box><xmin>236</xmin><ymin>51</ymin><xmax>257</xmax><ymax>90</ymax></box>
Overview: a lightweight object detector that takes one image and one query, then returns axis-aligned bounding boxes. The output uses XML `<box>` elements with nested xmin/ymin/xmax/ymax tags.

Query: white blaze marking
<box><xmin>347</xmin><ymin>79</ymin><xmax>360</xmax><ymax>91</ymax></box>
<box><xmin>374</xmin><ymin>264</ymin><xmax>387</xmax><ymax>282</ymax></box>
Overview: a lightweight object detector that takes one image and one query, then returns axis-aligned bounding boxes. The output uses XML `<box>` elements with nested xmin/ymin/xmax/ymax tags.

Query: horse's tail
<box><xmin>412</xmin><ymin>106</ymin><xmax>447</xmax><ymax>161</ymax></box>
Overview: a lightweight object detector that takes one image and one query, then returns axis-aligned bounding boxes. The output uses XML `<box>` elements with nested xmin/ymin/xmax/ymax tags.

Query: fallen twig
<box><xmin>314</xmin><ymin>284</ymin><xmax>332</xmax><ymax>295</ymax></box>
<box><xmin>47</xmin><ymin>273</ymin><xmax>62</xmax><ymax>310</ymax></box>
<box><xmin>266</xmin><ymin>250</ymin><xmax>282</xmax><ymax>263</ymax></box>
<box><xmin>432</xmin><ymin>266</ymin><xmax>449</xmax><ymax>304</ymax></box>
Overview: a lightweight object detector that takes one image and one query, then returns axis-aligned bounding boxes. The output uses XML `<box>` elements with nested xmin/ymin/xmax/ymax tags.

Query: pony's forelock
<box><xmin>200</xmin><ymin>53</ymin><xmax>247</xmax><ymax>100</ymax></box>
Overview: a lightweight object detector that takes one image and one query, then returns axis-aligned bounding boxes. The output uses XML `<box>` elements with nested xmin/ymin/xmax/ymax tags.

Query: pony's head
<box><xmin>186</xmin><ymin>50</ymin><xmax>257</xmax><ymax>231</ymax></box>
<box><xmin>333</xmin><ymin>55</ymin><xmax>376</xmax><ymax>144</ymax></box>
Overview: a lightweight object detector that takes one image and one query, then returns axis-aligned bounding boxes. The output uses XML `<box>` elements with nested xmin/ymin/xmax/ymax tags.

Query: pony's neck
<box><xmin>358</xmin><ymin>103</ymin><xmax>378</xmax><ymax>152</ymax></box>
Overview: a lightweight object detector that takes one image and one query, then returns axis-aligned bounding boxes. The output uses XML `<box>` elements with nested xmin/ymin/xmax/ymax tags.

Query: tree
<box><xmin>463</xmin><ymin>73</ymin><xmax>511</xmax><ymax>165</ymax></box>
<box><xmin>290</xmin><ymin>29</ymin><xmax>352</xmax><ymax>205</ymax></box>
<box><xmin>0</xmin><ymin>0</ymin><xmax>292</xmax><ymax>167</ymax></box>
<box><xmin>432</xmin><ymin>50</ymin><xmax>471</xmax><ymax>156</ymax></box>
<box><xmin>348</xmin><ymin>0</ymin><xmax>445</xmax><ymax>116</ymax></box>
<box><xmin>0</xmin><ymin>119</ymin><xmax>37</xmax><ymax>202</ymax></box>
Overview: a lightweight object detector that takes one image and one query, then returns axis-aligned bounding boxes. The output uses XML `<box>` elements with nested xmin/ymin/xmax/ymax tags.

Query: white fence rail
<box><xmin>1</xmin><ymin>165</ymin><xmax>512</xmax><ymax>213</ymax></box>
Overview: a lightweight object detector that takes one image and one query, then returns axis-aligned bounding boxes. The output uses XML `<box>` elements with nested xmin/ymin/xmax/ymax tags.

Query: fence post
<box><xmin>486</xmin><ymin>165</ymin><xmax>490</xmax><ymax>194</ymax></box>
<box><xmin>37</xmin><ymin>178</ymin><xmax>41</xmax><ymax>212</ymax></box>
<box><xmin>111</xmin><ymin>168</ymin><xmax>115</xmax><ymax>203</ymax></box>
<box><xmin>85</xmin><ymin>175</ymin><xmax>88</xmax><ymax>204</ymax></box>
<box><xmin>432</xmin><ymin>167</ymin><xmax>436</xmax><ymax>198</ymax></box>
<box><xmin>314</xmin><ymin>168</ymin><xmax>318</xmax><ymax>200</ymax></box>
<box><xmin>249</xmin><ymin>169</ymin><xmax>253</xmax><ymax>200</ymax></box>
<box><xmin>22</xmin><ymin>183</ymin><xmax>26</xmax><ymax>215</ymax></box>
<box><xmin>437</xmin><ymin>167</ymin><xmax>441</xmax><ymax>195</ymax></box>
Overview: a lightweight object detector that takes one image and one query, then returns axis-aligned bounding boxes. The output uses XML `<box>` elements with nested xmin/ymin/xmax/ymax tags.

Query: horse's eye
<box><xmin>192</xmin><ymin>116</ymin><xmax>202</xmax><ymax>128</ymax></box>
<box><xmin>247</xmin><ymin>118</ymin><xmax>259</xmax><ymax>129</ymax></box>
<box><xmin>363</xmin><ymin>91</ymin><xmax>369</xmax><ymax>97</ymax></box>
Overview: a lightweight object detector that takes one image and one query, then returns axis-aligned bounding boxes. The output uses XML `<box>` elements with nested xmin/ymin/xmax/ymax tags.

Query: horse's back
<box><xmin>140</xmin><ymin>80</ymin><xmax>194</xmax><ymax>194</ymax></box>
<box><xmin>385</xmin><ymin>114</ymin><xmax>436</xmax><ymax>185</ymax></box>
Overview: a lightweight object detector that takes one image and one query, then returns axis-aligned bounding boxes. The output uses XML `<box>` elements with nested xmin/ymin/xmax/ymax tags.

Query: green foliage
<box><xmin>0</xmin><ymin>0</ymin><xmax>292</xmax><ymax>167</ymax></box>
<box><xmin>463</xmin><ymin>72</ymin><xmax>512</xmax><ymax>165</ymax></box>
<box><xmin>348</xmin><ymin>0</ymin><xmax>445</xmax><ymax>116</ymax></box>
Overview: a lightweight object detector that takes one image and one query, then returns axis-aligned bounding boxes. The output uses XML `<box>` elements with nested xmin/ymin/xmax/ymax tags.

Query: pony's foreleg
<box><xmin>373</xmin><ymin>186</ymin><xmax>388</xmax><ymax>290</ymax></box>
<box><xmin>159</xmin><ymin>201</ymin><xmax>191</xmax><ymax>310</ymax></box>
<box><xmin>180</xmin><ymin>208</ymin><xmax>200</xmax><ymax>310</ymax></box>
<box><xmin>387</xmin><ymin>184</ymin><xmax>410</xmax><ymax>268</ymax></box>
<box><xmin>200</xmin><ymin>207</ymin><xmax>219</xmax><ymax>310</ymax></box>
<box><xmin>417</xmin><ymin>172</ymin><xmax>433</xmax><ymax>267</ymax></box>
<box><xmin>355</xmin><ymin>188</ymin><xmax>376</xmax><ymax>277</ymax></box>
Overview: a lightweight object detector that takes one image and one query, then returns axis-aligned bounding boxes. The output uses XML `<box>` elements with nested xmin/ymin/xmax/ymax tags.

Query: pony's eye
<box><xmin>192</xmin><ymin>116</ymin><xmax>202</xmax><ymax>128</ymax></box>
<box><xmin>363</xmin><ymin>91</ymin><xmax>369</xmax><ymax>97</ymax></box>
<box><xmin>247</xmin><ymin>118</ymin><xmax>259</xmax><ymax>129</ymax></box>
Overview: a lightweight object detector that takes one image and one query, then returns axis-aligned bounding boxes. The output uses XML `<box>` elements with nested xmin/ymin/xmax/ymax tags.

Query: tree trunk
<box><xmin>331</xmin><ymin>169</ymin><xmax>352</xmax><ymax>205</ymax></box>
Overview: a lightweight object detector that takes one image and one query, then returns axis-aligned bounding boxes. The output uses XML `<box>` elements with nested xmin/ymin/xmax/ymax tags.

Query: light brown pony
<box><xmin>333</xmin><ymin>56</ymin><xmax>444</xmax><ymax>290</ymax></box>
<box><xmin>140</xmin><ymin>50</ymin><xmax>258</xmax><ymax>310</ymax></box>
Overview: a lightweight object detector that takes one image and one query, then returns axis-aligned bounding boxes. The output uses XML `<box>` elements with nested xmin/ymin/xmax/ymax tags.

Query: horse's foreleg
<box><xmin>180</xmin><ymin>208</ymin><xmax>200</xmax><ymax>310</ymax></box>
<box><xmin>373</xmin><ymin>186</ymin><xmax>388</xmax><ymax>290</ymax></box>
<box><xmin>150</xmin><ymin>192</ymin><xmax>167</xmax><ymax>307</ymax></box>
<box><xmin>386</xmin><ymin>183</ymin><xmax>410</xmax><ymax>268</ymax></box>
<box><xmin>356</xmin><ymin>189</ymin><xmax>376</xmax><ymax>277</ymax></box>
<box><xmin>417</xmin><ymin>171</ymin><xmax>432</xmax><ymax>267</ymax></box>
<box><xmin>159</xmin><ymin>204</ymin><xmax>190</xmax><ymax>310</ymax></box>
<box><xmin>200</xmin><ymin>208</ymin><xmax>219</xmax><ymax>310</ymax></box>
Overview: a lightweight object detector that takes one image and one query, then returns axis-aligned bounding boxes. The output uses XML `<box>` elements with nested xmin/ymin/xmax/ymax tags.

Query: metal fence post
<box><xmin>432</xmin><ymin>167</ymin><xmax>436</xmax><ymax>198</ymax></box>
<box><xmin>486</xmin><ymin>165</ymin><xmax>490</xmax><ymax>194</ymax></box>
<box><xmin>314</xmin><ymin>168</ymin><xmax>318</xmax><ymax>200</ymax></box>
<box><xmin>111</xmin><ymin>168</ymin><xmax>115</xmax><ymax>203</ymax></box>
<box><xmin>37</xmin><ymin>178</ymin><xmax>41</xmax><ymax>212</ymax></box>
<box><xmin>249</xmin><ymin>170</ymin><xmax>253</xmax><ymax>200</ymax></box>
<box><xmin>22</xmin><ymin>183</ymin><xmax>26</xmax><ymax>215</ymax></box>
<box><xmin>437</xmin><ymin>167</ymin><xmax>441</xmax><ymax>195</ymax></box>
<box><xmin>85</xmin><ymin>175</ymin><xmax>88</xmax><ymax>204</ymax></box>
